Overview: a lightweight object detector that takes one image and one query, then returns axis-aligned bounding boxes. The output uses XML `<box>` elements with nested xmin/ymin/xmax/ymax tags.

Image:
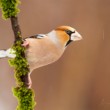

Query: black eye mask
<box><xmin>65</xmin><ymin>30</ymin><xmax>75</xmax><ymax>36</ymax></box>
<box><xmin>65</xmin><ymin>39</ymin><xmax>72</xmax><ymax>46</ymax></box>
<box><xmin>65</xmin><ymin>30</ymin><xmax>75</xmax><ymax>46</ymax></box>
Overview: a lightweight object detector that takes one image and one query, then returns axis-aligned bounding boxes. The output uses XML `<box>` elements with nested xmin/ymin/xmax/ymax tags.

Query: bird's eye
<box><xmin>65</xmin><ymin>30</ymin><xmax>75</xmax><ymax>36</ymax></box>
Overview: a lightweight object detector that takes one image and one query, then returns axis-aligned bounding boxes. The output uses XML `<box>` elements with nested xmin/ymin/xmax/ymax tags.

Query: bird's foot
<box><xmin>22</xmin><ymin>40</ymin><xmax>29</xmax><ymax>48</ymax></box>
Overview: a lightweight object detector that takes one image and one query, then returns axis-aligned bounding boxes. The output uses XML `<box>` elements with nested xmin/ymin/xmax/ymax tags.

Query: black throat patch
<box><xmin>65</xmin><ymin>39</ymin><xmax>72</xmax><ymax>46</ymax></box>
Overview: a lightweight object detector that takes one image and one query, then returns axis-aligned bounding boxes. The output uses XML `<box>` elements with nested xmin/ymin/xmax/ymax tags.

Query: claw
<box><xmin>22</xmin><ymin>40</ymin><xmax>29</xmax><ymax>47</ymax></box>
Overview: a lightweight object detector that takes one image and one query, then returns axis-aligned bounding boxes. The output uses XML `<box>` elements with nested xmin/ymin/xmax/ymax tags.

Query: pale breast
<box><xmin>25</xmin><ymin>37</ymin><xmax>64</xmax><ymax>71</ymax></box>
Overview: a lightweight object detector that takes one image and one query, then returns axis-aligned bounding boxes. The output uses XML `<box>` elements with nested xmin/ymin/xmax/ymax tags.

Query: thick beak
<box><xmin>71</xmin><ymin>31</ymin><xmax>82</xmax><ymax>41</ymax></box>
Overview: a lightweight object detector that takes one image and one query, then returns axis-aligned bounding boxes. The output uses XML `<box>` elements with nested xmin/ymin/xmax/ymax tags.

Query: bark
<box><xmin>10</xmin><ymin>16</ymin><xmax>31</xmax><ymax>88</ymax></box>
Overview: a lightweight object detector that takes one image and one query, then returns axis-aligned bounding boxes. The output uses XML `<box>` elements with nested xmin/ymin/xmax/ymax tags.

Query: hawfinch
<box><xmin>0</xmin><ymin>26</ymin><xmax>82</xmax><ymax>73</ymax></box>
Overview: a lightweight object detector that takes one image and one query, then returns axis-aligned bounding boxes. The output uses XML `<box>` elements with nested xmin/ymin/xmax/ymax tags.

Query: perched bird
<box><xmin>0</xmin><ymin>26</ymin><xmax>82</xmax><ymax>73</ymax></box>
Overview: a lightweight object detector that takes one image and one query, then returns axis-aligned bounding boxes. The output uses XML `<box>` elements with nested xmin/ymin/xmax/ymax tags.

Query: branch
<box><xmin>0</xmin><ymin>0</ymin><xmax>36</xmax><ymax>109</ymax></box>
<box><xmin>10</xmin><ymin>16</ymin><xmax>21</xmax><ymax>40</ymax></box>
<box><xmin>9</xmin><ymin>15</ymin><xmax>36</xmax><ymax>110</ymax></box>
<box><xmin>10</xmin><ymin>16</ymin><xmax>31</xmax><ymax>88</ymax></box>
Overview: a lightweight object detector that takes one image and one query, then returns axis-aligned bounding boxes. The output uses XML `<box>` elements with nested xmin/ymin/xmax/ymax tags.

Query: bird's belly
<box><xmin>24</xmin><ymin>38</ymin><xmax>64</xmax><ymax>72</ymax></box>
<box><xmin>25</xmin><ymin>49</ymin><xmax>62</xmax><ymax>71</ymax></box>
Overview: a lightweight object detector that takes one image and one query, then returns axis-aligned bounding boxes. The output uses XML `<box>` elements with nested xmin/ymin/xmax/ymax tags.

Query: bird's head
<box><xmin>54</xmin><ymin>26</ymin><xmax>82</xmax><ymax>47</ymax></box>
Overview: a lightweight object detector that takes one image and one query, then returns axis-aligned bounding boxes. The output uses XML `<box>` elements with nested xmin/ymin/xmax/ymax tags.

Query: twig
<box><xmin>10</xmin><ymin>16</ymin><xmax>31</xmax><ymax>88</ymax></box>
<box><xmin>10</xmin><ymin>16</ymin><xmax>21</xmax><ymax>40</ymax></box>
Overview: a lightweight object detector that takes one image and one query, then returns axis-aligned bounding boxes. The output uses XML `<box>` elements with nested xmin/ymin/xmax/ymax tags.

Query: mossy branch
<box><xmin>0</xmin><ymin>0</ymin><xmax>36</xmax><ymax>110</ymax></box>
<box><xmin>0</xmin><ymin>0</ymin><xmax>20</xmax><ymax>19</ymax></box>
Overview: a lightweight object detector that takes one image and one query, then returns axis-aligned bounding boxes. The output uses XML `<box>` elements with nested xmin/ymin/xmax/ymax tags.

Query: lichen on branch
<box><xmin>13</xmin><ymin>86</ymin><xmax>36</xmax><ymax>110</ymax></box>
<box><xmin>9</xmin><ymin>39</ymin><xmax>29</xmax><ymax>87</ymax></box>
<box><xmin>0</xmin><ymin>0</ymin><xmax>20</xmax><ymax>19</ymax></box>
<box><xmin>0</xmin><ymin>0</ymin><xmax>36</xmax><ymax>110</ymax></box>
<box><xmin>8</xmin><ymin>34</ymin><xmax>36</xmax><ymax>110</ymax></box>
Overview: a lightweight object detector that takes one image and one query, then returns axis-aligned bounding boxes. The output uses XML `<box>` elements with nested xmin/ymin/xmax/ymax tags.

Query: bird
<box><xmin>0</xmin><ymin>26</ymin><xmax>82</xmax><ymax>73</ymax></box>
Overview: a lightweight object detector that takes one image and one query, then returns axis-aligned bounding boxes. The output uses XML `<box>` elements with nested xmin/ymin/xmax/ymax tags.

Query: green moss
<box><xmin>0</xmin><ymin>1</ymin><xmax>1</xmax><ymax>8</ymax></box>
<box><xmin>13</xmin><ymin>87</ymin><xmax>36</xmax><ymax>110</ymax></box>
<box><xmin>1</xmin><ymin>0</ymin><xmax>36</xmax><ymax>109</ymax></box>
<box><xmin>9</xmin><ymin>39</ymin><xmax>36</xmax><ymax>110</ymax></box>
<box><xmin>0</xmin><ymin>0</ymin><xmax>20</xmax><ymax>19</ymax></box>
<box><xmin>9</xmin><ymin>39</ymin><xmax>29</xmax><ymax>86</ymax></box>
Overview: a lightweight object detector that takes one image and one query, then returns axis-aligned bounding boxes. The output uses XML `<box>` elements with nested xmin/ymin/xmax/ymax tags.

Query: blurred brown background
<box><xmin>0</xmin><ymin>0</ymin><xmax>110</xmax><ymax>110</ymax></box>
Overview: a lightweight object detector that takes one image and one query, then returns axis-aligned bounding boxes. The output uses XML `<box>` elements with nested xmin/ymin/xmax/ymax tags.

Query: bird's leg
<box><xmin>28</xmin><ymin>74</ymin><xmax>32</xmax><ymax>88</ymax></box>
<box><xmin>21</xmin><ymin>40</ymin><xmax>29</xmax><ymax>48</ymax></box>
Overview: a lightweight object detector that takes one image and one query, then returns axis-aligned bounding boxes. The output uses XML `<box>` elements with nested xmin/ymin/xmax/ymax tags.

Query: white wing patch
<box><xmin>28</xmin><ymin>34</ymin><xmax>47</xmax><ymax>39</ymax></box>
<box><xmin>36</xmin><ymin>34</ymin><xmax>47</xmax><ymax>39</ymax></box>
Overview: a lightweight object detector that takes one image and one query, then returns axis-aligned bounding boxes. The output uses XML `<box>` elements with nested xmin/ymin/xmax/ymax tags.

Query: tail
<box><xmin>0</xmin><ymin>48</ymin><xmax>16</xmax><ymax>58</ymax></box>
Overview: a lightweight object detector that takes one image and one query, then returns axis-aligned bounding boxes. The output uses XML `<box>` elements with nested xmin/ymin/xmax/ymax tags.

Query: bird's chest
<box><xmin>25</xmin><ymin>40</ymin><xmax>62</xmax><ymax>70</ymax></box>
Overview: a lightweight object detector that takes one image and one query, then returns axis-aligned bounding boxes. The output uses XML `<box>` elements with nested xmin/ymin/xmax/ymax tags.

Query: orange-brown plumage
<box><xmin>55</xmin><ymin>26</ymin><xmax>76</xmax><ymax>46</ymax></box>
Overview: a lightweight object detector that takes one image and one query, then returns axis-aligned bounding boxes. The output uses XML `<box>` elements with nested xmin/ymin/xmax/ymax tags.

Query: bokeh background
<box><xmin>0</xmin><ymin>0</ymin><xmax>110</xmax><ymax>110</ymax></box>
